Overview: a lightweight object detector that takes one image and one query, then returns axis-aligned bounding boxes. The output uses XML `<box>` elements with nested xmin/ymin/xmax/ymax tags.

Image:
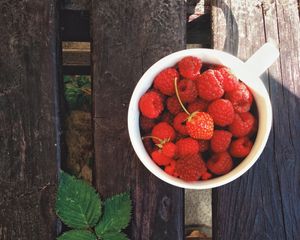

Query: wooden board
<box><xmin>211</xmin><ymin>1</ymin><xmax>300</xmax><ymax>239</ymax></box>
<box><xmin>91</xmin><ymin>0</ymin><xmax>185</xmax><ymax>239</ymax></box>
<box><xmin>0</xmin><ymin>1</ymin><xmax>59</xmax><ymax>239</ymax></box>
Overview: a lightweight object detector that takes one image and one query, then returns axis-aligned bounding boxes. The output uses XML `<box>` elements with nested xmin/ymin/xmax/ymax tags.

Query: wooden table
<box><xmin>0</xmin><ymin>0</ymin><xmax>299</xmax><ymax>239</ymax></box>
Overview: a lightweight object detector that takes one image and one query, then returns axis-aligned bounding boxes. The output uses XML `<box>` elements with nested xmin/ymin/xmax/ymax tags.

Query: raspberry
<box><xmin>201</xmin><ymin>172</ymin><xmax>213</xmax><ymax>180</ymax></box>
<box><xmin>154</xmin><ymin>68</ymin><xmax>179</xmax><ymax>96</ymax></box>
<box><xmin>196</xmin><ymin>70</ymin><xmax>224</xmax><ymax>101</ymax></box>
<box><xmin>140</xmin><ymin>116</ymin><xmax>156</xmax><ymax>131</ymax></box>
<box><xmin>216</xmin><ymin>67</ymin><xmax>239</xmax><ymax>92</ymax></box>
<box><xmin>160</xmin><ymin>112</ymin><xmax>173</xmax><ymax>124</ymax></box>
<box><xmin>151</xmin><ymin>150</ymin><xmax>172</xmax><ymax>166</ymax></box>
<box><xmin>229</xmin><ymin>137</ymin><xmax>253</xmax><ymax>158</ymax></box>
<box><xmin>186</xmin><ymin>112</ymin><xmax>214</xmax><ymax>140</ymax></box>
<box><xmin>229</xmin><ymin>112</ymin><xmax>255</xmax><ymax>137</ymax></box>
<box><xmin>173</xmin><ymin>112</ymin><xmax>189</xmax><ymax>135</ymax></box>
<box><xmin>176</xmin><ymin>138</ymin><xmax>200</xmax><ymax>157</ymax></box>
<box><xmin>177</xmin><ymin>79</ymin><xmax>198</xmax><ymax>103</ymax></box>
<box><xmin>210</xmin><ymin>130</ymin><xmax>232</xmax><ymax>153</ymax></box>
<box><xmin>247</xmin><ymin>118</ymin><xmax>258</xmax><ymax>137</ymax></box>
<box><xmin>164</xmin><ymin>160</ymin><xmax>177</xmax><ymax>176</ymax></box>
<box><xmin>187</xmin><ymin>99</ymin><xmax>208</xmax><ymax>113</ymax></box>
<box><xmin>225</xmin><ymin>82</ymin><xmax>253</xmax><ymax>113</ymax></box>
<box><xmin>178</xmin><ymin>56</ymin><xmax>202</xmax><ymax>80</ymax></box>
<box><xmin>139</xmin><ymin>91</ymin><xmax>164</xmax><ymax>119</ymax></box>
<box><xmin>198</xmin><ymin>140</ymin><xmax>209</xmax><ymax>152</ymax></box>
<box><xmin>207</xmin><ymin>152</ymin><xmax>233</xmax><ymax>175</ymax></box>
<box><xmin>174</xmin><ymin>154</ymin><xmax>207</xmax><ymax>181</ymax></box>
<box><xmin>161</xmin><ymin>142</ymin><xmax>177</xmax><ymax>158</ymax></box>
<box><xmin>151</xmin><ymin>122</ymin><xmax>176</xmax><ymax>144</ymax></box>
<box><xmin>167</xmin><ymin>96</ymin><xmax>182</xmax><ymax>115</ymax></box>
<box><xmin>207</xmin><ymin>99</ymin><xmax>234</xmax><ymax>126</ymax></box>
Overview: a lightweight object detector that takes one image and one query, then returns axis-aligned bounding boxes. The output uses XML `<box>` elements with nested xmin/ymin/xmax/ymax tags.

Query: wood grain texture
<box><xmin>91</xmin><ymin>1</ymin><xmax>185</xmax><ymax>239</ymax></box>
<box><xmin>212</xmin><ymin>1</ymin><xmax>300</xmax><ymax>239</ymax></box>
<box><xmin>0</xmin><ymin>1</ymin><xmax>59</xmax><ymax>239</ymax></box>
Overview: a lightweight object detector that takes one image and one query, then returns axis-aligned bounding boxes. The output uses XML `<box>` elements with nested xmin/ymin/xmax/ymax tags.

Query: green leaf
<box><xmin>56</xmin><ymin>171</ymin><xmax>102</xmax><ymax>229</ymax></box>
<box><xmin>101</xmin><ymin>232</ymin><xmax>129</xmax><ymax>240</ymax></box>
<box><xmin>95</xmin><ymin>192</ymin><xmax>131</xmax><ymax>237</ymax></box>
<box><xmin>57</xmin><ymin>230</ymin><xmax>97</xmax><ymax>240</ymax></box>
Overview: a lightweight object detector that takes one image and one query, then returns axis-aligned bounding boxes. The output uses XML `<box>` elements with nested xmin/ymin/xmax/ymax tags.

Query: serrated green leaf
<box><xmin>101</xmin><ymin>232</ymin><xmax>129</xmax><ymax>240</ymax></box>
<box><xmin>57</xmin><ymin>230</ymin><xmax>97</xmax><ymax>240</ymax></box>
<box><xmin>56</xmin><ymin>171</ymin><xmax>102</xmax><ymax>229</ymax></box>
<box><xmin>95</xmin><ymin>192</ymin><xmax>131</xmax><ymax>237</ymax></box>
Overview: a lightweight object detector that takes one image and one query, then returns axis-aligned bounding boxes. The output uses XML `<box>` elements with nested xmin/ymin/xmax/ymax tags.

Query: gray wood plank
<box><xmin>0</xmin><ymin>1</ymin><xmax>59</xmax><ymax>239</ymax></box>
<box><xmin>91</xmin><ymin>1</ymin><xmax>185</xmax><ymax>239</ymax></box>
<box><xmin>212</xmin><ymin>0</ymin><xmax>300</xmax><ymax>239</ymax></box>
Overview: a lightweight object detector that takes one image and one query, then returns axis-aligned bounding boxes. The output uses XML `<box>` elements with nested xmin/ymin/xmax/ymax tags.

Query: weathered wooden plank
<box><xmin>0</xmin><ymin>0</ymin><xmax>59</xmax><ymax>239</ymax></box>
<box><xmin>62</xmin><ymin>0</ymin><xmax>90</xmax><ymax>10</ymax></box>
<box><xmin>92</xmin><ymin>1</ymin><xmax>185</xmax><ymax>239</ymax></box>
<box><xmin>212</xmin><ymin>1</ymin><xmax>300</xmax><ymax>239</ymax></box>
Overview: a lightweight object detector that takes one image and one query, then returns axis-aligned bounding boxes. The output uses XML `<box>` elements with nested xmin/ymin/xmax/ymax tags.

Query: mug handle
<box><xmin>244</xmin><ymin>41</ymin><xmax>280</xmax><ymax>77</ymax></box>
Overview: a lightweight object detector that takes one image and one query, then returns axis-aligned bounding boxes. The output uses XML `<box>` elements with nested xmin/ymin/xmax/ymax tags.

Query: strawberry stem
<box><xmin>142</xmin><ymin>136</ymin><xmax>163</xmax><ymax>142</ymax></box>
<box><xmin>174</xmin><ymin>77</ymin><xmax>190</xmax><ymax>115</ymax></box>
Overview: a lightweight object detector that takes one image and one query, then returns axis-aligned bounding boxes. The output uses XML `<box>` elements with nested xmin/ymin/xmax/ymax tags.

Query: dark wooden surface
<box><xmin>212</xmin><ymin>1</ymin><xmax>300</xmax><ymax>239</ymax></box>
<box><xmin>0</xmin><ymin>0</ymin><xmax>59</xmax><ymax>239</ymax></box>
<box><xmin>92</xmin><ymin>0</ymin><xmax>185</xmax><ymax>239</ymax></box>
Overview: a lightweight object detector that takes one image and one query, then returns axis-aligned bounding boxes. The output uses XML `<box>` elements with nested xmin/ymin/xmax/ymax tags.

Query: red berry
<box><xmin>160</xmin><ymin>112</ymin><xmax>173</xmax><ymax>124</ymax></box>
<box><xmin>140</xmin><ymin>116</ymin><xmax>156</xmax><ymax>131</ymax></box>
<box><xmin>201</xmin><ymin>172</ymin><xmax>213</xmax><ymax>180</ymax></box>
<box><xmin>154</xmin><ymin>68</ymin><xmax>179</xmax><ymax>96</ymax></box>
<box><xmin>167</xmin><ymin>96</ymin><xmax>182</xmax><ymax>115</ymax></box>
<box><xmin>207</xmin><ymin>152</ymin><xmax>233</xmax><ymax>175</ymax></box>
<box><xmin>139</xmin><ymin>91</ymin><xmax>164</xmax><ymax>119</ymax></box>
<box><xmin>151</xmin><ymin>150</ymin><xmax>172</xmax><ymax>166</ymax></box>
<box><xmin>177</xmin><ymin>79</ymin><xmax>198</xmax><ymax>103</ymax></box>
<box><xmin>210</xmin><ymin>130</ymin><xmax>232</xmax><ymax>153</ymax></box>
<box><xmin>188</xmin><ymin>99</ymin><xmax>208</xmax><ymax>113</ymax></box>
<box><xmin>229</xmin><ymin>112</ymin><xmax>255</xmax><ymax>137</ymax></box>
<box><xmin>178</xmin><ymin>56</ymin><xmax>202</xmax><ymax>80</ymax></box>
<box><xmin>174</xmin><ymin>154</ymin><xmax>207</xmax><ymax>181</ymax></box>
<box><xmin>225</xmin><ymin>82</ymin><xmax>253</xmax><ymax>113</ymax></box>
<box><xmin>207</xmin><ymin>99</ymin><xmax>234</xmax><ymax>126</ymax></box>
<box><xmin>196</xmin><ymin>70</ymin><xmax>224</xmax><ymax>101</ymax></box>
<box><xmin>176</xmin><ymin>138</ymin><xmax>200</xmax><ymax>157</ymax></box>
<box><xmin>162</xmin><ymin>142</ymin><xmax>177</xmax><ymax>158</ymax></box>
<box><xmin>217</xmin><ymin>67</ymin><xmax>239</xmax><ymax>92</ymax></box>
<box><xmin>173</xmin><ymin>112</ymin><xmax>189</xmax><ymax>135</ymax></box>
<box><xmin>164</xmin><ymin>160</ymin><xmax>177</xmax><ymax>176</ymax></box>
<box><xmin>143</xmin><ymin>138</ymin><xmax>155</xmax><ymax>155</ymax></box>
<box><xmin>229</xmin><ymin>137</ymin><xmax>253</xmax><ymax>158</ymax></box>
<box><xmin>186</xmin><ymin>112</ymin><xmax>214</xmax><ymax>140</ymax></box>
<box><xmin>152</xmin><ymin>122</ymin><xmax>176</xmax><ymax>144</ymax></box>
<box><xmin>198</xmin><ymin>140</ymin><xmax>209</xmax><ymax>152</ymax></box>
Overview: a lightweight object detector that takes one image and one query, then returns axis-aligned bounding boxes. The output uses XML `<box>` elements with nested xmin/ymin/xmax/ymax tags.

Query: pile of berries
<box><xmin>139</xmin><ymin>56</ymin><xmax>257</xmax><ymax>182</ymax></box>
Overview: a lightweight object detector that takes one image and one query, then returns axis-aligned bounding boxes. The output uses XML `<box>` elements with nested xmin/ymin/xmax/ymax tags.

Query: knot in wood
<box><xmin>159</xmin><ymin>196</ymin><xmax>171</xmax><ymax>222</ymax></box>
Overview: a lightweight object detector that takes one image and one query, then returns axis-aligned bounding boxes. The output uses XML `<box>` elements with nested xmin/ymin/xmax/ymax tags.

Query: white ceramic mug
<box><xmin>128</xmin><ymin>42</ymin><xmax>279</xmax><ymax>189</ymax></box>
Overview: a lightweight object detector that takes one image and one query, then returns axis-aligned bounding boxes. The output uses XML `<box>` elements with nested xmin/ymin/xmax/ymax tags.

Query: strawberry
<box><xmin>139</xmin><ymin>91</ymin><xmax>164</xmax><ymax>119</ymax></box>
<box><xmin>210</xmin><ymin>130</ymin><xmax>232</xmax><ymax>153</ymax></box>
<box><xmin>186</xmin><ymin>112</ymin><xmax>214</xmax><ymax>140</ymax></box>
<box><xmin>174</xmin><ymin>154</ymin><xmax>207</xmax><ymax>181</ymax></box>
<box><xmin>176</xmin><ymin>138</ymin><xmax>200</xmax><ymax>157</ymax></box>
<box><xmin>207</xmin><ymin>152</ymin><xmax>233</xmax><ymax>175</ymax></box>
<box><xmin>151</xmin><ymin>150</ymin><xmax>172</xmax><ymax>166</ymax></box>
<box><xmin>153</xmin><ymin>68</ymin><xmax>179</xmax><ymax>96</ymax></box>
<box><xmin>178</xmin><ymin>56</ymin><xmax>202</xmax><ymax>80</ymax></box>
<box><xmin>229</xmin><ymin>137</ymin><xmax>253</xmax><ymax>158</ymax></box>
<box><xmin>207</xmin><ymin>99</ymin><xmax>234</xmax><ymax>127</ymax></box>
<box><xmin>151</xmin><ymin>122</ymin><xmax>176</xmax><ymax>143</ymax></box>
<box><xmin>229</xmin><ymin>112</ymin><xmax>255</xmax><ymax>137</ymax></box>
<box><xmin>196</xmin><ymin>70</ymin><xmax>224</xmax><ymax>101</ymax></box>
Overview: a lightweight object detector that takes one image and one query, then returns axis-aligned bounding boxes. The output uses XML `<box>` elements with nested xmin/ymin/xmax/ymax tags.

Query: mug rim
<box><xmin>128</xmin><ymin>48</ymin><xmax>272</xmax><ymax>189</ymax></box>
